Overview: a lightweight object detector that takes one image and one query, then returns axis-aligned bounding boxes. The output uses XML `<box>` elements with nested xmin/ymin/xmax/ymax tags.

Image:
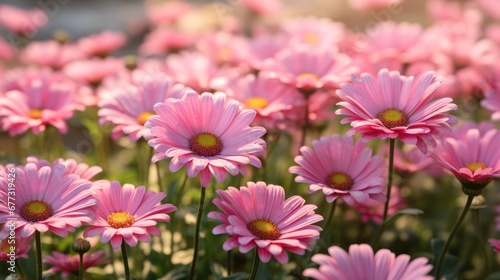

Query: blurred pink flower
<box><xmin>430</xmin><ymin>123</ymin><xmax>500</xmax><ymax>194</ymax></box>
<box><xmin>246</xmin><ymin>32</ymin><xmax>288</xmax><ymax>70</ymax></box>
<box><xmin>392</xmin><ymin>145</ymin><xmax>444</xmax><ymax>177</ymax></box>
<box><xmin>196</xmin><ymin>31</ymin><xmax>251</xmax><ymax>67</ymax></box>
<box><xmin>146</xmin><ymin>91</ymin><xmax>266</xmax><ymax>187</ymax></box>
<box><xmin>488</xmin><ymin>239</ymin><xmax>500</xmax><ymax>253</ymax></box>
<box><xmin>44</xmin><ymin>251</ymin><xmax>109</xmax><ymax>278</ymax></box>
<box><xmin>0</xmin><ymin>37</ymin><xmax>15</xmax><ymax>60</ymax></box>
<box><xmin>0</xmin><ymin>69</ymin><xmax>84</xmax><ymax>136</ymax></box>
<box><xmin>63</xmin><ymin>57</ymin><xmax>126</xmax><ymax>87</ymax></box>
<box><xmin>485</xmin><ymin>24</ymin><xmax>500</xmax><ymax>45</ymax></box>
<box><xmin>208</xmin><ymin>181</ymin><xmax>322</xmax><ymax>264</ymax></box>
<box><xmin>21</xmin><ymin>41</ymin><xmax>85</xmax><ymax>70</ymax></box>
<box><xmin>146</xmin><ymin>0</ymin><xmax>192</xmax><ymax>26</ymax></box>
<box><xmin>354</xmin><ymin>186</ymin><xmax>405</xmax><ymax>224</ymax></box>
<box><xmin>139</xmin><ymin>27</ymin><xmax>197</xmax><ymax>55</ymax></box>
<box><xmin>0</xmin><ymin>234</ymin><xmax>32</xmax><ymax>260</ymax></box>
<box><xmin>304</xmin><ymin>244</ymin><xmax>433</xmax><ymax>280</ymax></box>
<box><xmin>219</xmin><ymin>73</ymin><xmax>301</xmax><ymax>129</ymax></box>
<box><xmin>289</xmin><ymin>134</ymin><xmax>386</xmax><ymax>206</ymax></box>
<box><xmin>26</xmin><ymin>156</ymin><xmax>103</xmax><ymax>181</ymax></box>
<box><xmin>0</xmin><ymin>162</ymin><xmax>98</xmax><ymax>238</ymax></box>
<box><xmin>238</xmin><ymin>0</ymin><xmax>282</xmax><ymax>15</ymax></box>
<box><xmin>262</xmin><ymin>47</ymin><xmax>356</xmax><ymax>95</ymax></box>
<box><xmin>348</xmin><ymin>0</ymin><xmax>404</xmax><ymax>10</ymax></box>
<box><xmin>281</xmin><ymin>17</ymin><xmax>345</xmax><ymax>51</ymax></box>
<box><xmin>77</xmin><ymin>30</ymin><xmax>127</xmax><ymax>57</ymax></box>
<box><xmin>336</xmin><ymin>69</ymin><xmax>457</xmax><ymax>153</ymax></box>
<box><xmin>98</xmin><ymin>70</ymin><xmax>186</xmax><ymax>142</ymax></box>
<box><xmin>476</xmin><ymin>0</ymin><xmax>500</xmax><ymax>19</ymax></box>
<box><xmin>0</xmin><ymin>5</ymin><xmax>47</xmax><ymax>35</ymax></box>
<box><xmin>481</xmin><ymin>65</ymin><xmax>500</xmax><ymax>120</ymax></box>
<box><xmin>83</xmin><ymin>181</ymin><xmax>176</xmax><ymax>249</ymax></box>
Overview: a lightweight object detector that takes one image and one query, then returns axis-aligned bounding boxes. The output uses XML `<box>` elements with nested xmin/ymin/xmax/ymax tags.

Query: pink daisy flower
<box><xmin>195</xmin><ymin>31</ymin><xmax>251</xmax><ymax>67</ymax></box>
<box><xmin>77</xmin><ymin>30</ymin><xmax>128</xmax><ymax>58</ymax></box>
<box><xmin>430</xmin><ymin>123</ymin><xmax>500</xmax><ymax>195</ymax></box>
<box><xmin>208</xmin><ymin>181</ymin><xmax>323</xmax><ymax>264</ymax></box>
<box><xmin>146</xmin><ymin>91</ymin><xmax>266</xmax><ymax>187</ymax></box>
<box><xmin>488</xmin><ymin>239</ymin><xmax>500</xmax><ymax>253</ymax></box>
<box><xmin>246</xmin><ymin>32</ymin><xmax>288</xmax><ymax>70</ymax></box>
<box><xmin>25</xmin><ymin>156</ymin><xmax>103</xmax><ymax>181</ymax></box>
<box><xmin>476</xmin><ymin>0</ymin><xmax>500</xmax><ymax>19</ymax></box>
<box><xmin>336</xmin><ymin>69</ymin><xmax>457</xmax><ymax>153</ymax></box>
<box><xmin>83</xmin><ymin>181</ymin><xmax>176</xmax><ymax>249</ymax></box>
<box><xmin>289</xmin><ymin>134</ymin><xmax>386</xmax><ymax>206</ymax></box>
<box><xmin>0</xmin><ymin>162</ymin><xmax>98</xmax><ymax>238</ymax></box>
<box><xmin>238</xmin><ymin>0</ymin><xmax>282</xmax><ymax>14</ymax></box>
<box><xmin>303</xmin><ymin>244</ymin><xmax>433</xmax><ymax>280</ymax></box>
<box><xmin>280</xmin><ymin>17</ymin><xmax>346</xmax><ymax>51</ymax></box>
<box><xmin>98</xmin><ymin>70</ymin><xmax>186</xmax><ymax>141</ymax></box>
<box><xmin>348</xmin><ymin>0</ymin><xmax>405</xmax><ymax>10</ymax></box>
<box><xmin>44</xmin><ymin>250</ymin><xmax>109</xmax><ymax>278</ymax></box>
<box><xmin>0</xmin><ymin>234</ymin><xmax>32</xmax><ymax>260</ymax></box>
<box><xmin>63</xmin><ymin>57</ymin><xmax>126</xmax><ymax>87</ymax></box>
<box><xmin>0</xmin><ymin>37</ymin><xmax>15</xmax><ymax>60</ymax></box>
<box><xmin>0</xmin><ymin>70</ymin><xmax>84</xmax><ymax>136</ymax></box>
<box><xmin>392</xmin><ymin>145</ymin><xmax>444</xmax><ymax>177</ymax></box>
<box><xmin>146</xmin><ymin>0</ymin><xmax>193</xmax><ymax>25</ymax></box>
<box><xmin>139</xmin><ymin>27</ymin><xmax>197</xmax><ymax>55</ymax></box>
<box><xmin>481</xmin><ymin>66</ymin><xmax>500</xmax><ymax>121</ymax></box>
<box><xmin>0</xmin><ymin>5</ymin><xmax>47</xmax><ymax>35</ymax></box>
<box><xmin>21</xmin><ymin>40</ymin><xmax>85</xmax><ymax>70</ymax></box>
<box><xmin>261</xmin><ymin>47</ymin><xmax>356</xmax><ymax>95</ymax></box>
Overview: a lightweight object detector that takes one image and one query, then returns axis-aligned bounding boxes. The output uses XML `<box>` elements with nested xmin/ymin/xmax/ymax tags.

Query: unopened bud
<box><xmin>72</xmin><ymin>238</ymin><xmax>91</xmax><ymax>254</ymax></box>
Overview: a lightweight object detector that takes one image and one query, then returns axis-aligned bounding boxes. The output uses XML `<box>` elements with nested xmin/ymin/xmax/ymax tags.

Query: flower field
<box><xmin>1</xmin><ymin>0</ymin><xmax>500</xmax><ymax>279</ymax></box>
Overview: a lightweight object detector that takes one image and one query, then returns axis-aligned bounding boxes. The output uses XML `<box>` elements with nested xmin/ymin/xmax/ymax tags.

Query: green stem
<box><xmin>372</xmin><ymin>138</ymin><xmax>396</xmax><ymax>247</ymax></box>
<box><xmin>35</xmin><ymin>231</ymin><xmax>42</xmax><ymax>280</ymax></box>
<box><xmin>121</xmin><ymin>241</ymin><xmax>131</xmax><ymax>280</ymax></box>
<box><xmin>168</xmin><ymin>174</ymin><xmax>188</xmax><ymax>266</ymax></box>
<box><xmin>435</xmin><ymin>195</ymin><xmax>474</xmax><ymax>279</ymax></box>
<box><xmin>473</xmin><ymin>209</ymin><xmax>490</xmax><ymax>277</ymax></box>
<box><xmin>227</xmin><ymin>250</ymin><xmax>232</xmax><ymax>276</ymax></box>
<box><xmin>249</xmin><ymin>250</ymin><xmax>260</xmax><ymax>280</ymax></box>
<box><xmin>188</xmin><ymin>187</ymin><xmax>207</xmax><ymax>280</ymax></box>
<box><xmin>299</xmin><ymin>95</ymin><xmax>310</xmax><ymax>150</ymax></box>
<box><xmin>156</xmin><ymin>162</ymin><xmax>163</xmax><ymax>193</ymax></box>
<box><xmin>78</xmin><ymin>253</ymin><xmax>84</xmax><ymax>280</ymax></box>
<box><xmin>321</xmin><ymin>199</ymin><xmax>338</xmax><ymax>244</ymax></box>
<box><xmin>108</xmin><ymin>242</ymin><xmax>117</xmax><ymax>276</ymax></box>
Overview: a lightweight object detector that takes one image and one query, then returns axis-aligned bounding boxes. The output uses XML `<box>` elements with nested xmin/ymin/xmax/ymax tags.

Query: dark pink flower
<box><xmin>77</xmin><ymin>31</ymin><xmax>127</xmax><ymax>57</ymax></box>
<box><xmin>44</xmin><ymin>250</ymin><xmax>108</xmax><ymax>278</ymax></box>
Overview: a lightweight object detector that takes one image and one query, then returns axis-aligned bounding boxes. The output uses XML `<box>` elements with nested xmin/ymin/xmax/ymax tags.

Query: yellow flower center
<box><xmin>107</xmin><ymin>211</ymin><xmax>135</xmax><ymax>229</ymax></box>
<box><xmin>378</xmin><ymin>108</ymin><xmax>408</xmax><ymax>128</ymax></box>
<box><xmin>217</xmin><ymin>47</ymin><xmax>233</xmax><ymax>63</ymax></box>
<box><xmin>20</xmin><ymin>200</ymin><xmax>53</xmax><ymax>222</ymax></box>
<box><xmin>247</xmin><ymin>219</ymin><xmax>281</xmax><ymax>240</ymax></box>
<box><xmin>189</xmin><ymin>132</ymin><xmax>223</xmax><ymax>157</ymax></box>
<box><xmin>304</xmin><ymin>33</ymin><xmax>318</xmax><ymax>44</ymax></box>
<box><xmin>245</xmin><ymin>97</ymin><xmax>269</xmax><ymax>109</ymax></box>
<box><xmin>465</xmin><ymin>162</ymin><xmax>487</xmax><ymax>173</ymax></box>
<box><xmin>298</xmin><ymin>73</ymin><xmax>319</xmax><ymax>81</ymax></box>
<box><xmin>137</xmin><ymin>111</ymin><xmax>155</xmax><ymax>126</ymax></box>
<box><xmin>29</xmin><ymin>109</ymin><xmax>43</xmax><ymax>119</ymax></box>
<box><xmin>328</xmin><ymin>172</ymin><xmax>354</xmax><ymax>191</ymax></box>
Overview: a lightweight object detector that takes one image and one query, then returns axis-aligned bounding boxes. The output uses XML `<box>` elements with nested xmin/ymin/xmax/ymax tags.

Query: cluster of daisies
<box><xmin>2</xmin><ymin>0</ymin><xmax>500</xmax><ymax>278</ymax></box>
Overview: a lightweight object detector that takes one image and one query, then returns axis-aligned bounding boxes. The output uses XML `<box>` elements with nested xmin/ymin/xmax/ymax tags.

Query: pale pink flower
<box><xmin>488</xmin><ymin>239</ymin><xmax>500</xmax><ymax>253</ymax></box>
<box><xmin>354</xmin><ymin>186</ymin><xmax>405</xmax><ymax>224</ymax></box>
<box><xmin>21</xmin><ymin>41</ymin><xmax>85</xmax><ymax>70</ymax></box>
<box><xmin>208</xmin><ymin>181</ymin><xmax>323</xmax><ymax>264</ymax></box>
<box><xmin>25</xmin><ymin>156</ymin><xmax>103</xmax><ymax>181</ymax></box>
<box><xmin>427</xmin><ymin>0</ymin><xmax>482</xmax><ymax>23</ymax></box>
<box><xmin>289</xmin><ymin>134</ymin><xmax>386</xmax><ymax>206</ymax></box>
<box><xmin>0</xmin><ymin>234</ymin><xmax>32</xmax><ymax>260</ymax></box>
<box><xmin>44</xmin><ymin>251</ymin><xmax>109</xmax><ymax>278</ymax></box>
<box><xmin>139</xmin><ymin>27</ymin><xmax>197</xmax><ymax>55</ymax></box>
<box><xmin>83</xmin><ymin>181</ymin><xmax>176</xmax><ymax>249</ymax></box>
<box><xmin>98</xmin><ymin>70</ymin><xmax>186</xmax><ymax>141</ymax></box>
<box><xmin>146</xmin><ymin>0</ymin><xmax>192</xmax><ymax>25</ymax></box>
<box><xmin>218</xmin><ymin>73</ymin><xmax>301</xmax><ymax>129</ymax></box>
<box><xmin>481</xmin><ymin>66</ymin><xmax>500</xmax><ymax>120</ymax></box>
<box><xmin>0</xmin><ymin>5</ymin><xmax>47</xmax><ymax>35</ymax></box>
<box><xmin>196</xmin><ymin>31</ymin><xmax>251</xmax><ymax>67</ymax></box>
<box><xmin>262</xmin><ymin>47</ymin><xmax>356</xmax><ymax>95</ymax></box>
<box><xmin>77</xmin><ymin>30</ymin><xmax>128</xmax><ymax>57</ymax></box>
<box><xmin>476</xmin><ymin>0</ymin><xmax>500</xmax><ymax>19</ymax></box>
<box><xmin>281</xmin><ymin>17</ymin><xmax>345</xmax><ymax>51</ymax></box>
<box><xmin>0</xmin><ymin>69</ymin><xmax>84</xmax><ymax>136</ymax></box>
<box><xmin>304</xmin><ymin>244</ymin><xmax>433</xmax><ymax>280</ymax></box>
<box><xmin>430</xmin><ymin>123</ymin><xmax>500</xmax><ymax>194</ymax></box>
<box><xmin>238</xmin><ymin>0</ymin><xmax>282</xmax><ymax>15</ymax></box>
<box><xmin>348</xmin><ymin>0</ymin><xmax>404</xmax><ymax>10</ymax></box>
<box><xmin>0</xmin><ymin>162</ymin><xmax>98</xmax><ymax>238</ymax></box>
<box><xmin>146</xmin><ymin>91</ymin><xmax>266</xmax><ymax>187</ymax></box>
<box><xmin>485</xmin><ymin>24</ymin><xmax>500</xmax><ymax>45</ymax></box>
<box><xmin>165</xmin><ymin>51</ymin><xmax>234</xmax><ymax>93</ymax></box>
<box><xmin>63</xmin><ymin>57</ymin><xmax>126</xmax><ymax>87</ymax></box>
<box><xmin>392</xmin><ymin>145</ymin><xmax>444</xmax><ymax>177</ymax></box>
<box><xmin>336</xmin><ymin>69</ymin><xmax>457</xmax><ymax>153</ymax></box>
<box><xmin>246</xmin><ymin>32</ymin><xmax>288</xmax><ymax>70</ymax></box>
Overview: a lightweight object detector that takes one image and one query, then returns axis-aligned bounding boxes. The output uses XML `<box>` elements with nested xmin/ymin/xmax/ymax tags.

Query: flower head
<box><xmin>289</xmin><ymin>134</ymin><xmax>386</xmax><ymax>206</ymax></box>
<box><xmin>83</xmin><ymin>181</ymin><xmax>176</xmax><ymax>249</ymax></box>
<box><xmin>0</xmin><ymin>234</ymin><xmax>32</xmax><ymax>260</ymax></box>
<box><xmin>336</xmin><ymin>68</ymin><xmax>457</xmax><ymax>153</ymax></box>
<box><xmin>0</xmin><ymin>162</ymin><xmax>98</xmax><ymax>238</ymax></box>
<box><xmin>146</xmin><ymin>91</ymin><xmax>266</xmax><ymax>187</ymax></box>
<box><xmin>304</xmin><ymin>244</ymin><xmax>433</xmax><ymax>280</ymax></box>
<box><xmin>208</xmin><ymin>181</ymin><xmax>323</xmax><ymax>264</ymax></box>
<box><xmin>21</xmin><ymin>41</ymin><xmax>85</xmax><ymax>70</ymax></box>
<box><xmin>77</xmin><ymin>30</ymin><xmax>128</xmax><ymax>57</ymax></box>
<box><xmin>0</xmin><ymin>5</ymin><xmax>47</xmax><ymax>35</ymax></box>
<box><xmin>430</xmin><ymin>123</ymin><xmax>500</xmax><ymax>195</ymax></box>
<box><xmin>44</xmin><ymin>251</ymin><xmax>108</xmax><ymax>278</ymax></box>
